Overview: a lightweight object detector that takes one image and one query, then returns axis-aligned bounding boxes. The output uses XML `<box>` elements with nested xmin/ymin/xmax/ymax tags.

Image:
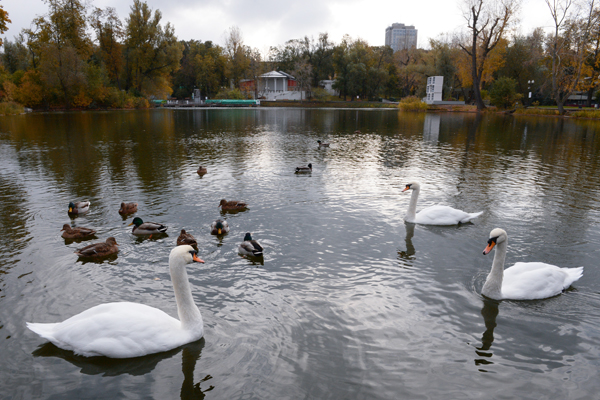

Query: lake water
<box><xmin>1</xmin><ymin>108</ymin><xmax>600</xmax><ymax>399</ymax></box>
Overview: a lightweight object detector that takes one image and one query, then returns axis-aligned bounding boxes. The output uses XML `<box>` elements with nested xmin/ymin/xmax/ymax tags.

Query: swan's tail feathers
<box><xmin>564</xmin><ymin>267</ymin><xmax>584</xmax><ymax>289</ymax></box>
<box><xmin>460</xmin><ymin>211</ymin><xmax>483</xmax><ymax>223</ymax></box>
<box><xmin>27</xmin><ymin>322</ymin><xmax>58</xmax><ymax>341</ymax></box>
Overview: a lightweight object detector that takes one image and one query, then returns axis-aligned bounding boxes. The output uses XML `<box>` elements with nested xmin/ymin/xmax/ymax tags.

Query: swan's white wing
<box><xmin>414</xmin><ymin>205</ymin><xmax>475</xmax><ymax>225</ymax></box>
<box><xmin>502</xmin><ymin>262</ymin><xmax>582</xmax><ymax>300</ymax></box>
<box><xmin>27</xmin><ymin>302</ymin><xmax>199</xmax><ymax>358</ymax></box>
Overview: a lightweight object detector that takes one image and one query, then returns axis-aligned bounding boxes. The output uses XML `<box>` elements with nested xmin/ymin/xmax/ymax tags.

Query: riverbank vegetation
<box><xmin>0</xmin><ymin>0</ymin><xmax>599</xmax><ymax>116</ymax></box>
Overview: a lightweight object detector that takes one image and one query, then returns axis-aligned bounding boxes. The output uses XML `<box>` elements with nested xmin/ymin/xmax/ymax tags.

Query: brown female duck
<box><xmin>119</xmin><ymin>202</ymin><xmax>138</xmax><ymax>215</ymax></box>
<box><xmin>74</xmin><ymin>237</ymin><xmax>119</xmax><ymax>258</ymax></box>
<box><xmin>61</xmin><ymin>224</ymin><xmax>97</xmax><ymax>240</ymax></box>
<box><xmin>177</xmin><ymin>229</ymin><xmax>198</xmax><ymax>248</ymax></box>
<box><xmin>218</xmin><ymin>199</ymin><xmax>248</xmax><ymax>211</ymax></box>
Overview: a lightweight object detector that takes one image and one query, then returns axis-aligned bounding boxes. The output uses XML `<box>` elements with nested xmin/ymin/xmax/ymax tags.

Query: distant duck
<box><xmin>68</xmin><ymin>201</ymin><xmax>90</xmax><ymax>214</ymax></box>
<box><xmin>61</xmin><ymin>224</ymin><xmax>97</xmax><ymax>240</ymax></box>
<box><xmin>482</xmin><ymin>228</ymin><xmax>583</xmax><ymax>300</ymax></box>
<box><xmin>211</xmin><ymin>219</ymin><xmax>230</xmax><ymax>235</ymax></box>
<box><xmin>295</xmin><ymin>163</ymin><xmax>312</xmax><ymax>173</ymax></box>
<box><xmin>238</xmin><ymin>232</ymin><xmax>263</xmax><ymax>256</ymax></box>
<box><xmin>197</xmin><ymin>166</ymin><xmax>207</xmax><ymax>176</ymax></box>
<box><xmin>218</xmin><ymin>199</ymin><xmax>248</xmax><ymax>211</ymax></box>
<box><xmin>74</xmin><ymin>237</ymin><xmax>119</xmax><ymax>258</ymax></box>
<box><xmin>129</xmin><ymin>217</ymin><xmax>168</xmax><ymax>236</ymax></box>
<box><xmin>402</xmin><ymin>181</ymin><xmax>483</xmax><ymax>225</ymax></box>
<box><xmin>118</xmin><ymin>202</ymin><xmax>138</xmax><ymax>215</ymax></box>
<box><xmin>177</xmin><ymin>229</ymin><xmax>198</xmax><ymax>248</ymax></box>
<box><xmin>317</xmin><ymin>140</ymin><xmax>330</xmax><ymax>147</ymax></box>
<box><xmin>27</xmin><ymin>245</ymin><xmax>205</xmax><ymax>358</ymax></box>
<box><xmin>354</xmin><ymin>130</ymin><xmax>361</xmax><ymax>134</ymax></box>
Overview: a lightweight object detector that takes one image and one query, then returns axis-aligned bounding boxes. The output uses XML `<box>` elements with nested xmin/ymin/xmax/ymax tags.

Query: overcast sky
<box><xmin>2</xmin><ymin>0</ymin><xmax>555</xmax><ymax>55</ymax></box>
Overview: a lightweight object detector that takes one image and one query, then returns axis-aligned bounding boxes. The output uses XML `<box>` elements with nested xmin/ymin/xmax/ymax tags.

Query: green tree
<box><xmin>123</xmin><ymin>0</ymin><xmax>183</xmax><ymax>98</ymax></box>
<box><xmin>90</xmin><ymin>7</ymin><xmax>124</xmax><ymax>89</ymax></box>
<box><xmin>224</xmin><ymin>26</ymin><xmax>250</xmax><ymax>88</ymax></box>
<box><xmin>489</xmin><ymin>76</ymin><xmax>522</xmax><ymax>108</ymax></box>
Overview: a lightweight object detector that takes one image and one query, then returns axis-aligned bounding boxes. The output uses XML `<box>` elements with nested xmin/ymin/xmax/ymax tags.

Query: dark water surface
<box><xmin>1</xmin><ymin>108</ymin><xmax>600</xmax><ymax>399</ymax></box>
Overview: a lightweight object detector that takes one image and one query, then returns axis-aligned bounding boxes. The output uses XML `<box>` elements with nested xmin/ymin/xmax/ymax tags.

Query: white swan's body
<box><xmin>402</xmin><ymin>182</ymin><xmax>482</xmax><ymax>225</ymax></box>
<box><xmin>482</xmin><ymin>228</ymin><xmax>583</xmax><ymax>300</ymax></box>
<box><xmin>27</xmin><ymin>246</ymin><xmax>205</xmax><ymax>358</ymax></box>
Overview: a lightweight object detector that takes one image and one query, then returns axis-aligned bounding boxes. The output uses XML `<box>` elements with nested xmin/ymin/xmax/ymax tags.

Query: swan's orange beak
<box><xmin>483</xmin><ymin>241</ymin><xmax>496</xmax><ymax>255</ymax></box>
<box><xmin>192</xmin><ymin>253</ymin><xmax>205</xmax><ymax>263</ymax></box>
<box><xmin>402</xmin><ymin>185</ymin><xmax>410</xmax><ymax>192</ymax></box>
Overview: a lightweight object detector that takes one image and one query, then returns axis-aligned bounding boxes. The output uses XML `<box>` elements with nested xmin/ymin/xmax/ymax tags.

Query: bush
<box><xmin>571</xmin><ymin>110</ymin><xmax>600</xmax><ymax>119</ymax></box>
<box><xmin>398</xmin><ymin>96</ymin><xmax>428</xmax><ymax>111</ymax></box>
<box><xmin>489</xmin><ymin>77</ymin><xmax>523</xmax><ymax>109</ymax></box>
<box><xmin>513</xmin><ymin>108</ymin><xmax>559</xmax><ymax>116</ymax></box>
<box><xmin>214</xmin><ymin>88</ymin><xmax>246</xmax><ymax>100</ymax></box>
<box><xmin>0</xmin><ymin>101</ymin><xmax>24</xmax><ymax>115</ymax></box>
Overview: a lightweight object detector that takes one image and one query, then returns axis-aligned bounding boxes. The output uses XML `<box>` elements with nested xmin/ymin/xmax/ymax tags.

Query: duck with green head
<box><xmin>238</xmin><ymin>232</ymin><xmax>263</xmax><ymax>256</ymax></box>
<box><xmin>68</xmin><ymin>201</ymin><xmax>90</xmax><ymax>214</ymax></box>
<box><xmin>128</xmin><ymin>217</ymin><xmax>168</xmax><ymax>236</ymax></box>
<box><xmin>210</xmin><ymin>219</ymin><xmax>230</xmax><ymax>235</ymax></box>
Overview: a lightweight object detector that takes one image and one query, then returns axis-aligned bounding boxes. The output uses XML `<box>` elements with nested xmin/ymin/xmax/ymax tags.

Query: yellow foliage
<box><xmin>71</xmin><ymin>91</ymin><xmax>92</xmax><ymax>108</ymax></box>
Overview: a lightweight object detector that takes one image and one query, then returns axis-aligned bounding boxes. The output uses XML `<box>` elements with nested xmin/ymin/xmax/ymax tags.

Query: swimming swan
<box><xmin>482</xmin><ymin>228</ymin><xmax>583</xmax><ymax>300</ymax></box>
<box><xmin>402</xmin><ymin>182</ymin><xmax>482</xmax><ymax>225</ymax></box>
<box><xmin>27</xmin><ymin>245</ymin><xmax>205</xmax><ymax>358</ymax></box>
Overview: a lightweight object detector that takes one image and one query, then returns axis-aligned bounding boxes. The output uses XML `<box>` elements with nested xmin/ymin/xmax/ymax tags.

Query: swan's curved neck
<box><xmin>405</xmin><ymin>188</ymin><xmax>420</xmax><ymax>222</ymax></box>
<box><xmin>482</xmin><ymin>240</ymin><xmax>507</xmax><ymax>299</ymax></box>
<box><xmin>170</xmin><ymin>258</ymin><xmax>202</xmax><ymax>330</ymax></box>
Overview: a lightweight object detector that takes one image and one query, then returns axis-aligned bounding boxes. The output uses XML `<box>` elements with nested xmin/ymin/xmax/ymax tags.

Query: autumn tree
<box><xmin>123</xmin><ymin>0</ymin><xmax>183</xmax><ymax>98</ymax></box>
<box><xmin>0</xmin><ymin>2</ymin><xmax>10</xmax><ymax>47</ymax></box>
<box><xmin>2</xmin><ymin>34</ymin><xmax>31</xmax><ymax>74</ymax></box>
<box><xmin>459</xmin><ymin>0</ymin><xmax>520</xmax><ymax>110</ymax></box>
<box><xmin>224</xmin><ymin>26</ymin><xmax>250</xmax><ymax>88</ymax></box>
<box><xmin>545</xmin><ymin>0</ymin><xmax>598</xmax><ymax>113</ymax></box>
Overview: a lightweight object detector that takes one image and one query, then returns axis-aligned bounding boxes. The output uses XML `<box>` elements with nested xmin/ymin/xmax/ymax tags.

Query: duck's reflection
<box><xmin>474</xmin><ymin>299</ymin><xmax>500</xmax><ymax>369</ymax></box>
<box><xmin>398</xmin><ymin>222</ymin><xmax>415</xmax><ymax>260</ymax></box>
<box><xmin>33</xmin><ymin>338</ymin><xmax>214</xmax><ymax>398</ymax></box>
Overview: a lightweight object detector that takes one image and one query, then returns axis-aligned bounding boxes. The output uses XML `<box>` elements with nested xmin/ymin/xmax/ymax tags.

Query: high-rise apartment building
<box><xmin>385</xmin><ymin>23</ymin><xmax>418</xmax><ymax>52</ymax></box>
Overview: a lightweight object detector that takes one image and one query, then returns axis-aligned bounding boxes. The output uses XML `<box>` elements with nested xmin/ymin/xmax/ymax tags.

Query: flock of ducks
<box><xmin>26</xmin><ymin>146</ymin><xmax>584</xmax><ymax>359</ymax></box>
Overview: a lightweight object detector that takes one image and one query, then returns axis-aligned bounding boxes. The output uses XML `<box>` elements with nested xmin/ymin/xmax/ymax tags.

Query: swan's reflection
<box><xmin>33</xmin><ymin>338</ymin><xmax>214</xmax><ymax>398</ymax></box>
<box><xmin>398</xmin><ymin>222</ymin><xmax>415</xmax><ymax>261</ymax></box>
<box><xmin>474</xmin><ymin>299</ymin><xmax>500</xmax><ymax>369</ymax></box>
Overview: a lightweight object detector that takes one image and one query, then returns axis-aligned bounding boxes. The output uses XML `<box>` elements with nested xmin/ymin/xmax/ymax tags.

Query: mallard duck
<box><xmin>61</xmin><ymin>224</ymin><xmax>97</xmax><ymax>239</ymax></box>
<box><xmin>177</xmin><ymin>229</ymin><xmax>198</xmax><ymax>248</ymax></box>
<box><xmin>210</xmin><ymin>219</ymin><xmax>230</xmax><ymax>235</ymax></box>
<box><xmin>218</xmin><ymin>199</ymin><xmax>248</xmax><ymax>211</ymax></box>
<box><xmin>197</xmin><ymin>166</ymin><xmax>207</xmax><ymax>176</ymax></box>
<box><xmin>295</xmin><ymin>163</ymin><xmax>312</xmax><ymax>173</ymax></box>
<box><xmin>27</xmin><ymin>245</ymin><xmax>205</xmax><ymax>358</ymax></box>
<box><xmin>354</xmin><ymin>130</ymin><xmax>361</xmax><ymax>134</ymax></box>
<box><xmin>482</xmin><ymin>228</ymin><xmax>583</xmax><ymax>300</ymax></box>
<box><xmin>128</xmin><ymin>217</ymin><xmax>168</xmax><ymax>236</ymax></box>
<box><xmin>68</xmin><ymin>201</ymin><xmax>90</xmax><ymax>214</ymax></box>
<box><xmin>238</xmin><ymin>232</ymin><xmax>263</xmax><ymax>256</ymax></box>
<box><xmin>317</xmin><ymin>140</ymin><xmax>330</xmax><ymax>147</ymax></box>
<box><xmin>74</xmin><ymin>237</ymin><xmax>119</xmax><ymax>258</ymax></box>
<box><xmin>119</xmin><ymin>202</ymin><xmax>138</xmax><ymax>215</ymax></box>
<box><xmin>402</xmin><ymin>182</ymin><xmax>483</xmax><ymax>225</ymax></box>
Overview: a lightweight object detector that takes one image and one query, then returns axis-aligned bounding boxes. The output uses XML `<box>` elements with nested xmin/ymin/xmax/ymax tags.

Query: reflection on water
<box><xmin>475</xmin><ymin>299</ymin><xmax>500</xmax><ymax>371</ymax></box>
<box><xmin>2</xmin><ymin>109</ymin><xmax>600</xmax><ymax>399</ymax></box>
<box><xmin>33</xmin><ymin>339</ymin><xmax>213</xmax><ymax>398</ymax></box>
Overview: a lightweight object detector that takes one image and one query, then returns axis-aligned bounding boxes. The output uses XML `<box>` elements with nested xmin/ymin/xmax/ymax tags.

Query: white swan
<box><xmin>402</xmin><ymin>182</ymin><xmax>483</xmax><ymax>225</ymax></box>
<box><xmin>482</xmin><ymin>228</ymin><xmax>583</xmax><ymax>300</ymax></box>
<box><xmin>27</xmin><ymin>245</ymin><xmax>205</xmax><ymax>358</ymax></box>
